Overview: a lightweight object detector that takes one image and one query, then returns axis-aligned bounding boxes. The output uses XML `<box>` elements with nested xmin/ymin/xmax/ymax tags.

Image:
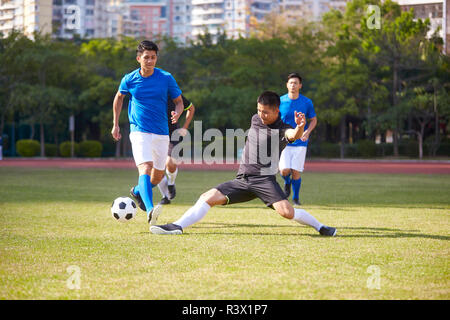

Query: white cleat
<box><xmin>148</xmin><ymin>204</ymin><xmax>163</xmax><ymax>226</ymax></box>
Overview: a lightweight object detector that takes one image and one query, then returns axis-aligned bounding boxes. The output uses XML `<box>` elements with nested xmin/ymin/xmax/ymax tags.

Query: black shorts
<box><xmin>215</xmin><ymin>174</ymin><xmax>287</xmax><ymax>208</ymax></box>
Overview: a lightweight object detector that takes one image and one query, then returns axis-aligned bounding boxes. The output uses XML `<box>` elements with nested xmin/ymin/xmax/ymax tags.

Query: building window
<box><xmin>86</xmin><ymin>9</ymin><xmax>94</xmax><ymax>16</ymax></box>
<box><xmin>161</xmin><ymin>6</ymin><xmax>166</xmax><ymax>18</ymax></box>
<box><xmin>86</xmin><ymin>0</ymin><xmax>95</xmax><ymax>4</ymax></box>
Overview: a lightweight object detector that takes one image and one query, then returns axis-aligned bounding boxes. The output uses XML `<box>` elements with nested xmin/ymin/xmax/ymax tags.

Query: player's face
<box><xmin>287</xmin><ymin>78</ymin><xmax>302</xmax><ymax>94</ymax></box>
<box><xmin>137</xmin><ymin>50</ymin><xmax>158</xmax><ymax>71</ymax></box>
<box><xmin>257</xmin><ymin>103</ymin><xmax>279</xmax><ymax>125</ymax></box>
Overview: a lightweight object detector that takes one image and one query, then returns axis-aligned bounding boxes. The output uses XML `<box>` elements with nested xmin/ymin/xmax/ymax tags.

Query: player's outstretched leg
<box><xmin>150</xmin><ymin>188</ymin><xmax>227</xmax><ymax>235</ymax></box>
<box><xmin>272</xmin><ymin>200</ymin><xmax>336</xmax><ymax>236</ymax></box>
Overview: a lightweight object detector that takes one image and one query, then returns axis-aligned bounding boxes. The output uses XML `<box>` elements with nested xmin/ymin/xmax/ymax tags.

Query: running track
<box><xmin>1</xmin><ymin>158</ymin><xmax>450</xmax><ymax>174</ymax></box>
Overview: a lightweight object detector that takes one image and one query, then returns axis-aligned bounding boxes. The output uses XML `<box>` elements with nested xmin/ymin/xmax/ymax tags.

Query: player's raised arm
<box><xmin>111</xmin><ymin>91</ymin><xmax>126</xmax><ymax>141</ymax></box>
<box><xmin>171</xmin><ymin>95</ymin><xmax>184</xmax><ymax>124</ymax></box>
<box><xmin>285</xmin><ymin>111</ymin><xmax>306</xmax><ymax>142</ymax></box>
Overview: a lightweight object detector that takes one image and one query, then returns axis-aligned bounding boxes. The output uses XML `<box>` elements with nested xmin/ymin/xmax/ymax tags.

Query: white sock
<box><xmin>166</xmin><ymin>168</ymin><xmax>178</xmax><ymax>185</ymax></box>
<box><xmin>174</xmin><ymin>199</ymin><xmax>211</xmax><ymax>229</ymax></box>
<box><xmin>158</xmin><ymin>175</ymin><xmax>169</xmax><ymax>198</ymax></box>
<box><xmin>292</xmin><ymin>208</ymin><xmax>323</xmax><ymax>232</ymax></box>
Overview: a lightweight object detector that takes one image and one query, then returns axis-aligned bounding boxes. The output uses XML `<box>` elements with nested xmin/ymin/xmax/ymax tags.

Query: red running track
<box><xmin>1</xmin><ymin>158</ymin><xmax>450</xmax><ymax>174</ymax></box>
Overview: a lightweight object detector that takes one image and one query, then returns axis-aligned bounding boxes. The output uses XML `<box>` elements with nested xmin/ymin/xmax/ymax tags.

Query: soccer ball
<box><xmin>111</xmin><ymin>197</ymin><xmax>137</xmax><ymax>222</ymax></box>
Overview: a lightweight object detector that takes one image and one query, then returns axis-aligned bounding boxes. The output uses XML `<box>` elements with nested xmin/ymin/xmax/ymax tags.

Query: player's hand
<box><xmin>294</xmin><ymin>111</ymin><xmax>306</xmax><ymax>128</ymax></box>
<box><xmin>178</xmin><ymin>128</ymin><xmax>188</xmax><ymax>137</ymax></box>
<box><xmin>301</xmin><ymin>131</ymin><xmax>310</xmax><ymax>142</ymax></box>
<box><xmin>171</xmin><ymin>111</ymin><xmax>181</xmax><ymax>124</ymax></box>
<box><xmin>111</xmin><ymin>126</ymin><xmax>121</xmax><ymax>141</ymax></box>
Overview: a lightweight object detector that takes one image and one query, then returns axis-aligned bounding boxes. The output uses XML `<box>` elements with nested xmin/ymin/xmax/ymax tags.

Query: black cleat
<box><xmin>168</xmin><ymin>184</ymin><xmax>176</xmax><ymax>200</ymax></box>
<box><xmin>284</xmin><ymin>182</ymin><xmax>291</xmax><ymax>198</ymax></box>
<box><xmin>319</xmin><ymin>226</ymin><xmax>337</xmax><ymax>237</ymax></box>
<box><xmin>147</xmin><ymin>204</ymin><xmax>163</xmax><ymax>226</ymax></box>
<box><xmin>150</xmin><ymin>223</ymin><xmax>183</xmax><ymax>235</ymax></box>
<box><xmin>293</xmin><ymin>198</ymin><xmax>301</xmax><ymax>206</ymax></box>
<box><xmin>158</xmin><ymin>197</ymin><xmax>171</xmax><ymax>205</ymax></box>
<box><xmin>130</xmin><ymin>187</ymin><xmax>146</xmax><ymax>211</ymax></box>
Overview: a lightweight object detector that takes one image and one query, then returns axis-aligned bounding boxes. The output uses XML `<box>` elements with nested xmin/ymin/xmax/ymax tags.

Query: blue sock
<box><xmin>292</xmin><ymin>178</ymin><xmax>302</xmax><ymax>200</ymax></box>
<box><xmin>138</xmin><ymin>175</ymin><xmax>156</xmax><ymax>214</ymax></box>
<box><xmin>132</xmin><ymin>185</ymin><xmax>140</xmax><ymax>196</ymax></box>
<box><xmin>282</xmin><ymin>173</ymin><xmax>291</xmax><ymax>185</ymax></box>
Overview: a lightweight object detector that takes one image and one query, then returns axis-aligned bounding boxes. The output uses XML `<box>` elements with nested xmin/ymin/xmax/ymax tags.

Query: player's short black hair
<box><xmin>137</xmin><ymin>40</ymin><xmax>158</xmax><ymax>55</ymax></box>
<box><xmin>257</xmin><ymin>91</ymin><xmax>280</xmax><ymax>110</ymax></box>
<box><xmin>287</xmin><ymin>72</ymin><xmax>302</xmax><ymax>83</ymax></box>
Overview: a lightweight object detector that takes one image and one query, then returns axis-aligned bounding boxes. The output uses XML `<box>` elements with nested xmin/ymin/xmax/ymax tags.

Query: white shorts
<box><xmin>129</xmin><ymin>131</ymin><xmax>169</xmax><ymax>170</ymax></box>
<box><xmin>279</xmin><ymin>146</ymin><xmax>307</xmax><ymax>173</ymax></box>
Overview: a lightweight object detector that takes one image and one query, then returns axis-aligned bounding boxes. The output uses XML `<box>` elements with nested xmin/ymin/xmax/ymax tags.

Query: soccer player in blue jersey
<box><xmin>111</xmin><ymin>40</ymin><xmax>184</xmax><ymax>228</ymax></box>
<box><xmin>279</xmin><ymin>73</ymin><xmax>317</xmax><ymax>205</ymax></box>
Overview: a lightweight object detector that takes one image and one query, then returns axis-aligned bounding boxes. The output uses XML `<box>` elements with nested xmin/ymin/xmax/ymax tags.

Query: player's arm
<box><xmin>111</xmin><ymin>91</ymin><xmax>126</xmax><ymax>141</ymax></box>
<box><xmin>182</xmin><ymin>103</ymin><xmax>195</xmax><ymax>131</ymax></box>
<box><xmin>285</xmin><ymin>111</ymin><xmax>306</xmax><ymax>142</ymax></box>
<box><xmin>171</xmin><ymin>95</ymin><xmax>184</xmax><ymax>124</ymax></box>
<box><xmin>301</xmin><ymin>116</ymin><xmax>317</xmax><ymax>142</ymax></box>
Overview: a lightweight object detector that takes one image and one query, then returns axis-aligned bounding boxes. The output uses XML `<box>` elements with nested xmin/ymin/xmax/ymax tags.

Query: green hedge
<box><xmin>16</xmin><ymin>139</ymin><xmax>40</xmax><ymax>157</ymax></box>
<box><xmin>59</xmin><ymin>141</ymin><xmax>79</xmax><ymax>157</ymax></box>
<box><xmin>79</xmin><ymin>140</ymin><xmax>103</xmax><ymax>157</ymax></box>
<box><xmin>357</xmin><ymin>140</ymin><xmax>377</xmax><ymax>158</ymax></box>
<box><xmin>45</xmin><ymin>143</ymin><xmax>58</xmax><ymax>157</ymax></box>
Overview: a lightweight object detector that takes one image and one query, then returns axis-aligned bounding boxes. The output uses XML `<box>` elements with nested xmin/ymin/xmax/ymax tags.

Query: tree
<box><xmin>362</xmin><ymin>1</ymin><xmax>430</xmax><ymax>156</ymax></box>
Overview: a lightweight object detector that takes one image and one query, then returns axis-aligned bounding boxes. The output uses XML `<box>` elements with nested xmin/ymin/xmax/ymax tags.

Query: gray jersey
<box><xmin>237</xmin><ymin>114</ymin><xmax>292</xmax><ymax>176</ymax></box>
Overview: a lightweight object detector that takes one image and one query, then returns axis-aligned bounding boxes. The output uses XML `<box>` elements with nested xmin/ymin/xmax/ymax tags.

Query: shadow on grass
<box><xmin>157</xmin><ymin>222</ymin><xmax>449</xmax><ymax>241</ymax></box>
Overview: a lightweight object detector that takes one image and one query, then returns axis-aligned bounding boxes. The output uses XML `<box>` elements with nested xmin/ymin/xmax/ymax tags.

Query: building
<box><xmin>0</xmin><ymin>0</ymin><xmax>52</xmax><ymax>37</ymax></box>
<box><xmin>168</xmin><ymin>0</ymin><xmax>192</xmax><ymax>43</ymax></box>
<box><xmin>51</xmin><ymin>0</ymin><xmax>111</xmax><ymax>39</ymax></box>
<box><xmin>396</xmin><ymin>0</ymin><xmax>448</xmax><ymax>54</ymax></box>
<box><xmin>277</xmin><ymin>0</ymin><xmax>349</xmax><ymax>23</ymax></box>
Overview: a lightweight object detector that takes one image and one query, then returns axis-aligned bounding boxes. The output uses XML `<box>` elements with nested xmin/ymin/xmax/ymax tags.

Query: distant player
<box><xmin>150</xmin><ymin>91</ymin><xmax>336</xmax><ymax>236</ymax></box>
<box><xmin>158</xmin><ymin>94</ymin><xmax>196</xmax><ymax>205</ymax></box>
<box><xmin>279</xmin><ymin>73</ymin><xmax>317</xmax><ymax>205</ymax></box>
<box><xmin>111</xmin><ymin>40</ymin><xmax>184</xmax><ymax>227</ymax></box>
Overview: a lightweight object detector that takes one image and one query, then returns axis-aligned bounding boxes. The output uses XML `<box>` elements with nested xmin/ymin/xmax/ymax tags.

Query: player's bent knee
<box><xmin>200</xmin><ymin>189</ymin><xmax>227</xmax><ymax>206</ymax></box>
<box><xmin>273</xmin><ymin>200</ymin><xmax>294</xmax><ymax>219</ymax></box>
<box><xmin>280</xmin><ymin>168</ymin><xmax>291</xmax><ymax>177</ymax></box>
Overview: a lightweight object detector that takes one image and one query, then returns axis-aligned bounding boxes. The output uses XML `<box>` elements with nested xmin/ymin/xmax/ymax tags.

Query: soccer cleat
<box><xmin>130</xmin><ymin>187</ymin><xmax>146</xmax><ymax>211</ymax></box>
<box><xmin>150</xmin><ymin>223</ymin><xmax>183</xmax><ymax>235</ymax></box>
<box><xmin>319</xmin><ymin>226</ymin><xmax>337</xmax><ymax>237</ymax></box>
<box><xmin>168</xmin><ymin>184</ymin><xmax>176</xmax><ymax>200</ymax></box>
<box><xmin>158</xmin><ymin>197</ymin><xmax>171</xmax><ymax>205</ymax></box>
<box><xmin>293</xmin><ymin>198</ymin><xmax>301</xmax><ymax>206</ymax></box>
<box><xmin>147</xmin><ymin>204</ymin><xmax>163</xmax><ymax>226</ymax></box>
<box><xmin>284</xmin><ymin>182</ymin><xmax>291</xmax><ymax>198</ymax></box>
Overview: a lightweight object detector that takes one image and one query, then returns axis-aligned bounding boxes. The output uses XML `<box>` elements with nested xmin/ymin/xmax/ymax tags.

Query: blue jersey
<box><xmin>119</xmin><ymin>68</ymin><xmax>182</xmax><ymax>135</ymax></box>
<box><xmin>279</xmin><ymin>93</ymin><xmax>316</xmax><ymax>147</ymax></box>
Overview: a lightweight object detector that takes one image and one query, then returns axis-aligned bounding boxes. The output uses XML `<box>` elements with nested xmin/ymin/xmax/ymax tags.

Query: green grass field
<box><xmin>0</xmin><ymin>167</ymin><xmax>449</xmax><ymax>300</ymax></box>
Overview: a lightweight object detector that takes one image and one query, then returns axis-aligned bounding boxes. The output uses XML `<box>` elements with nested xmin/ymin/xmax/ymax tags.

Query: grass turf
<box><xmin>0</xmin><ymin>167</ymin><xmax>449</xmax><ymax>299</ymax></box>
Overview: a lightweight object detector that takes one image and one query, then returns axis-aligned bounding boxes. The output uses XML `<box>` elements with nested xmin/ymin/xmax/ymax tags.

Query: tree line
<box><xmin>1</xmin><ymin>0</ymin><xmax>449</xmax><ymax>159</ymax></box>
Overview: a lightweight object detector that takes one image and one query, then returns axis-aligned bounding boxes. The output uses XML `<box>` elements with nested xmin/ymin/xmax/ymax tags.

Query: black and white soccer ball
<box><xmin>111</xmin><ymin>197</ymin><xmax>137</xmax><ymax>222</ymax></box>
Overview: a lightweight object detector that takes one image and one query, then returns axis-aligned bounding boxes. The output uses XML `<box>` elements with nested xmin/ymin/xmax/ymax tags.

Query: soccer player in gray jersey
<box><xmin>150</xmin><ymin>91</ymin><xmax>337</xmax><ymax>236</ymax></box>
